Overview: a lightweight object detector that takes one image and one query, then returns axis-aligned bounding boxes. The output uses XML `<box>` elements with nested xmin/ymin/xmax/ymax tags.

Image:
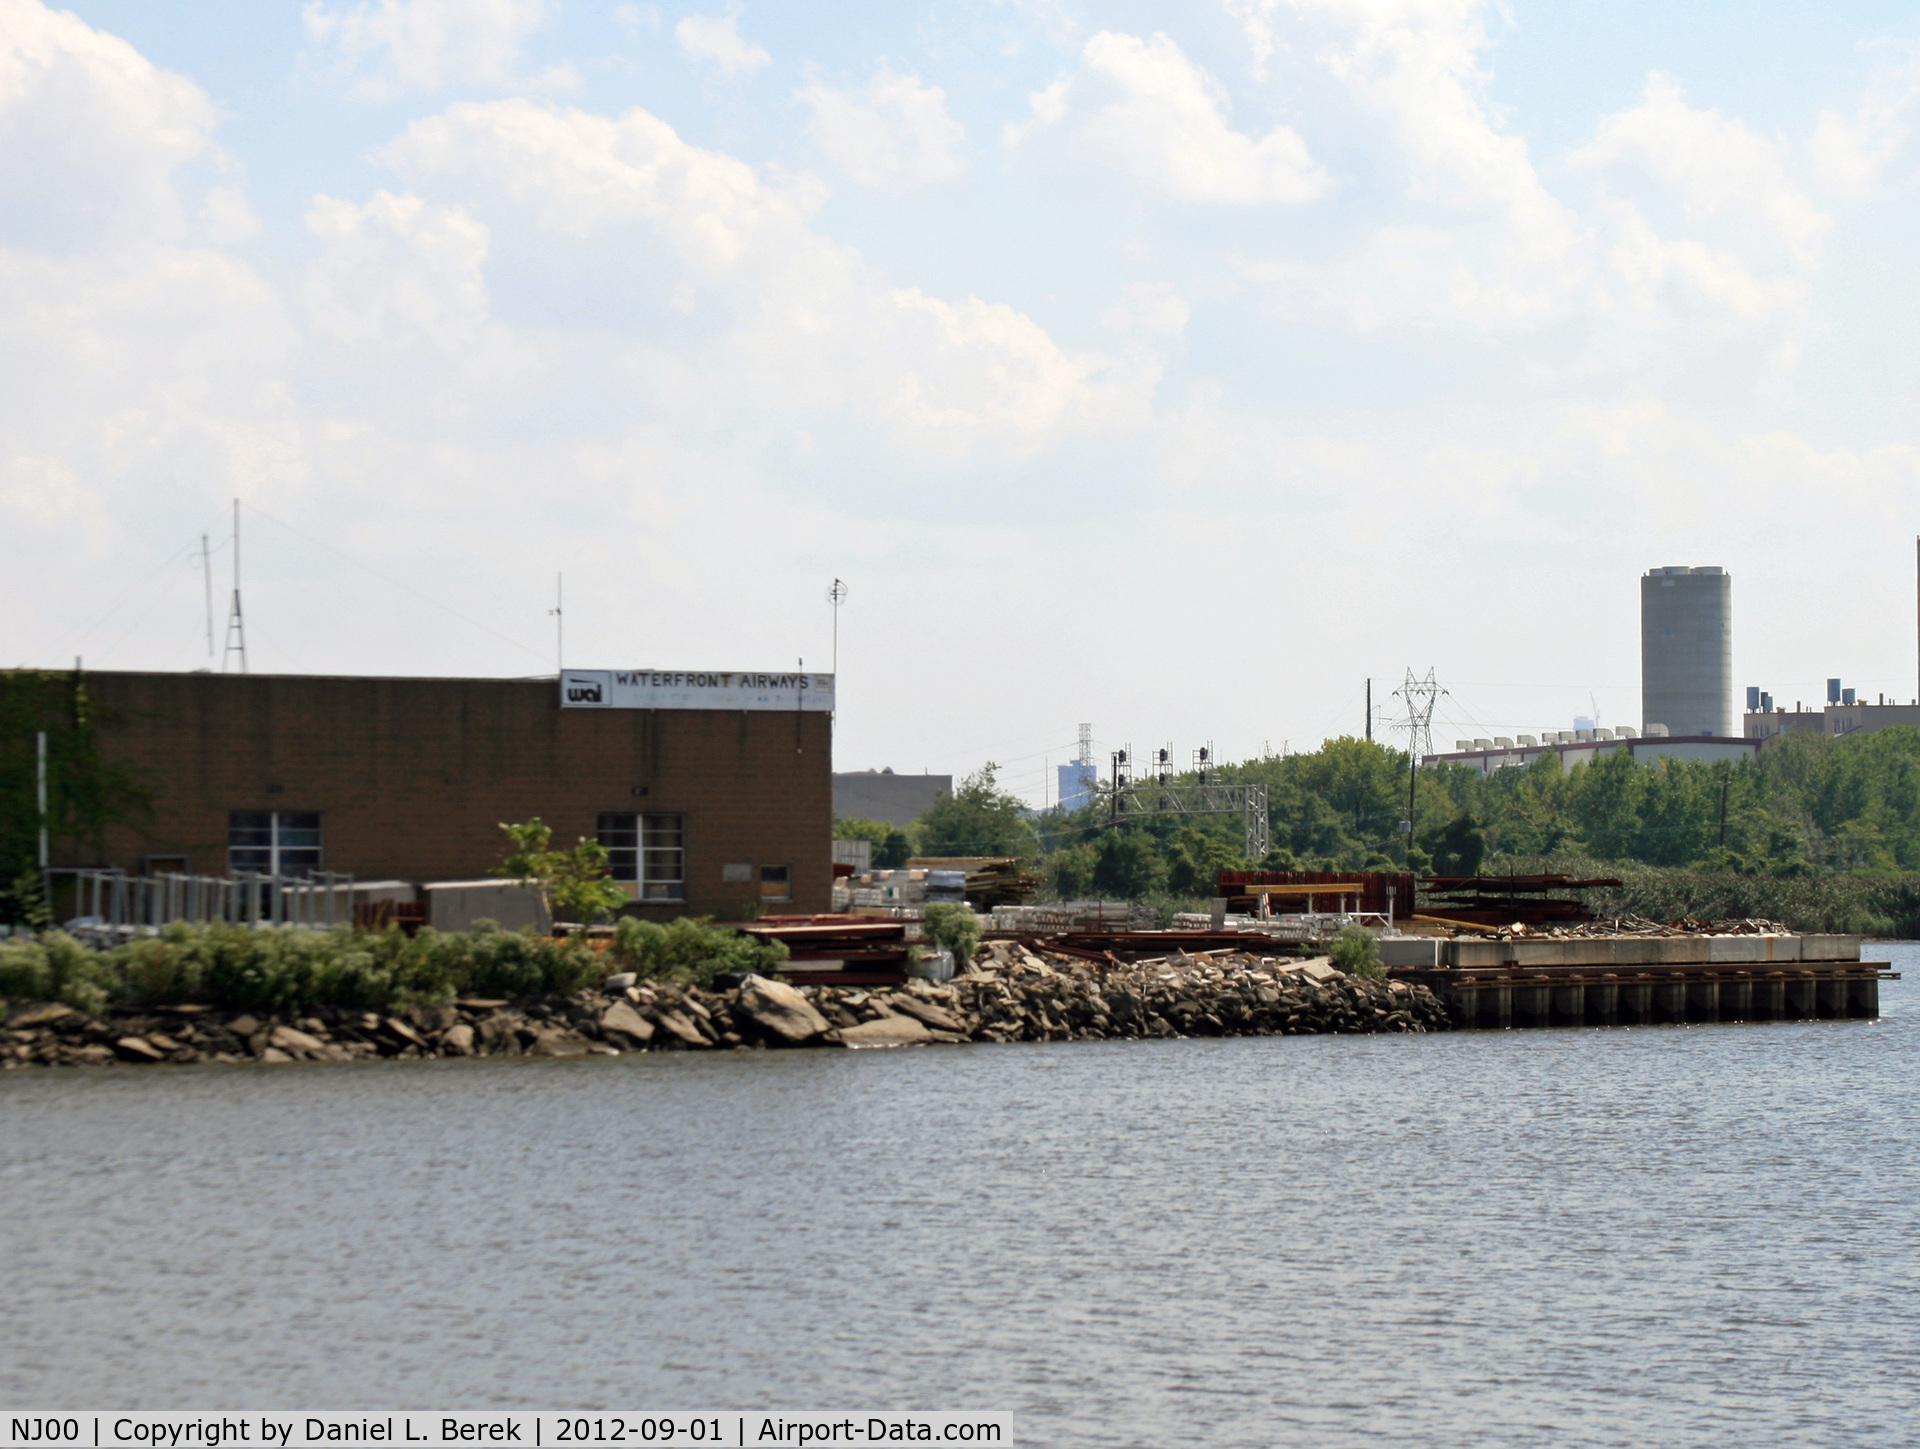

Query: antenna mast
<box><xmin>826</xmin><ymin>578</ymin><xmax>847</xmax><ymax>721</ymax></box>
<box><xmin>549</xmin><ymin>573</ymin><xmax>563</xmax><ymax>673</ymax></box>
<box><xmin>221</xmin><ymin>499</ymin><xmax>248</xmax><ymax>673</ymax></box>
<box><xmin>201</xmin><ymin>533</ymin><xmax>214</xmax><ymax>661</ymax></box>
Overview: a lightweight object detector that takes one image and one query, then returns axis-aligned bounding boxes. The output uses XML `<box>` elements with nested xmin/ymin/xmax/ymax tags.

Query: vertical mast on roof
<box><xmin>221</xmin><ymin>499</ymin><xmax>248</xmax><ymax>674</ymax></box>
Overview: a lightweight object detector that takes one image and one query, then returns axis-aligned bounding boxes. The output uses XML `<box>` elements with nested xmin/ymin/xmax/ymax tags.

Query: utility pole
<box><xmin>1718</xmin><ymin>769</ymin><xmax>1731</xmax><ymax>849</ymax></box>
<box><xmin>1366</xmin><ymin>678</ymin><xmax>1372</xmax><ymax>742</ymax></box>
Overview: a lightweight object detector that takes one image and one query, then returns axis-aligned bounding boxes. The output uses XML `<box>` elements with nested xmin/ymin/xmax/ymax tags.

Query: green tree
<box><xmin>1421</xmin><ymin>812</ymin><xmax>1487</xmax><ymax>876</ymax></box>
<box><xmin>914</xmin><ymin>764</ymin><xmax>1039</xmax><ymax>859</ymax></box>
<box><xmin>494</xmin><ymin>818</ymin><xmax>629</xmax><ymax>926</ymax></box>
<box><xmin>1091</xmin><ymin>830</ymin><xmax>1166</xmax><ymax>899</ymax></box>
<box><xmin>1165</xmin><ymin>826</ymin><xmax>1244</xmax><ymax>897</ymax></box>
<box><xmin>1047</xmin><ymin>841</ymin><xmax>1099</xmax><ymax>898</ymax></box>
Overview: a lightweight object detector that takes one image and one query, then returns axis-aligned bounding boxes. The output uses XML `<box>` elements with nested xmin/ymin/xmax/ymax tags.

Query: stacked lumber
<box><xmin>732</xmin><ymin>913</ymin><xmax>910</xmax><ymax>985</ymax></box>
<box><xmin>907</xmin><ymin>857</ymin><xmax>1042</xmax><ymax>907</ymax></box>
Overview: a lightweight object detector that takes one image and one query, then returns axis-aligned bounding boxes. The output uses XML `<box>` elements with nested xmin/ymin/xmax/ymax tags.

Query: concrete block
<box><xmin>1800</xmin><ymin>935</ymin><xmax>1861</xmax><ymax>961</ymax></box>
<box><xmin>423</xmin><ymin>879</ymin><xmax>550</xmax><ymax>934</ymax></box>
<box><xmin>1379</xmin><ymin>937</ymin><xmax>1440</xmax><ymax>968</ymax></box>
<box><xmin>1445</xmin><ymin>940</ymin><xmax>1511</xmax><ymax>968</ymax></box>
<box><xmin>1708</xmin><ymin>936</ymin><xmax>1766</xmax><ymax>963</ymax></box>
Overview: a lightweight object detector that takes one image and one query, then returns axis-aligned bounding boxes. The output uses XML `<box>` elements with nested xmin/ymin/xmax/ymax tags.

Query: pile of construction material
<box><xmin>732</xmin><ymin>913</ymin><xmax>911</xmax><ymax>984</ymax></box>
<box><xmin>987</xmin><ymin>901</ymin><xmax>1151</xmax><ymax>932</ymax></box>
<box><xmin>907</xmin><ymin>857</ymin><xmax>1042</xmax><ymax>908</ymax></box>
<box><xmin>1405</xmin><ymin>914</ymin><xmax>1794</xmax><ymax>940</ymax></box>
<box><xmin>841</xmin><ymin>867</ymin><xmax>967</xmax><ymax>908</ymax></box>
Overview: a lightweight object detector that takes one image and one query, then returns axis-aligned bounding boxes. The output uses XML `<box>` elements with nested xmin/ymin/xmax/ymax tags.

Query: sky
<box><xmin>5</xmin><ymin>0</ymin><xmax>1920</xmax><ymax>806</ymax></box>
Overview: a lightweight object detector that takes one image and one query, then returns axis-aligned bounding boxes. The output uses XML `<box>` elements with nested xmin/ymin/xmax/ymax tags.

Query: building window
<box><xmin>228</xmin><ymin>812</ymin><xmax>323</xmax><ymax>876</ymax></box>
<box><xmin>598</xmin><ymin>813</ymin><xmax>685</xmax><ymax>902</ymax></box>
<box><xmin>760</xmin><ymin>864</ymin><xmax>791</xmax><ymax>903</ymax></box>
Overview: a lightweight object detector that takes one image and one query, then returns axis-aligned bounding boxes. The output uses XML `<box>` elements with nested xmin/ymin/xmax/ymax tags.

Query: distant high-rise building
<box><xmin>1056</xmin><ymin>722</ymin><xmax>1097</xmax><ymax>811</ymax></box>
<box><xmin>1641</xmin><ymin>566</ymin><xmax>1732</xmax><ymax>737</ymax></box>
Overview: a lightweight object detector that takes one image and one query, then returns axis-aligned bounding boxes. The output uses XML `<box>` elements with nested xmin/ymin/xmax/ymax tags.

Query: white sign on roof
<box><xmin>560</xmin><ymin>669</ymin><xmax>835</xmax><ymax>711</ymax></box>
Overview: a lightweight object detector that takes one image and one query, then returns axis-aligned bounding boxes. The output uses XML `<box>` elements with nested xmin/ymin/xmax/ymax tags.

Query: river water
<box><xmin>4</xmin><ymin>947</ymin><xmax>1917</xmax><ymax>1447</ymax></box>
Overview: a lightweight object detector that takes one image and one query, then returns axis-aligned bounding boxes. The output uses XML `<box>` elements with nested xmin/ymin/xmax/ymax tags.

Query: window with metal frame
<box><xmin>227</xmin><ymin>811</ymin><xmax>323</xmax><ymax>876</ymax></box>
<box><xmin>759</xmin><ymin>864</ymin><xmax>790</xmax><ymax>902</ymax></box>
<box><xmin>598</xmin><ymin>812</ymin><xmax>685</xmax><ymax>901</ymax></box>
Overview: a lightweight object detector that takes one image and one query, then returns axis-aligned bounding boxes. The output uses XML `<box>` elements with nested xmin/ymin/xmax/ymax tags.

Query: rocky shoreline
<box><xmin>2</xmin><ymin>939</ymin><xmax>1451</xmax><ymax>1069</ymax></box>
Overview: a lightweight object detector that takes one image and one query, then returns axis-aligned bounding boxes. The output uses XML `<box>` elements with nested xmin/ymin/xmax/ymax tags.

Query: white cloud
<box><xmin>303</xmin><ymin>190</ymin><xmax>491</xmax><ymax>351</ymax></box>
<box><xmin>0</xmin><ymin>0</ymin><xmax>297</xmax><ymax>569</ymax></box>
<box><xmin>1278</xmin><ymin>0</ymin><xmax>1585</xmax><ymax>322</ymax></box>
<box><xmin>675</xmin><ymin>6</ymin><xmax>770</xmax><ymax>77</ymax></box>
<box><xmin>0</xmin><ymin>0</ymin><xmax>218</xmax><ymax>250</ymax></box>
<box><xmin>1100</xmin><ymin>281</ymin><xmax>1189</xmax><ymax>339</ymax></box>
<box><xmin>1572</xmin><ymin>73</ymin><xmax>1830</xmax><ymax>268</ymax></box>
<box><xmin>365</xmin><ymin>99</ymin><xmax>1152</xmax><ymax>440</ymax></box>
<box><xmin>1807</xmin><ymin>44</ymin><xmax>1920</xmax><ymax>196</ymax></box>
<box><xmin>1009</xmin><ymin>30</ymin><xmax>1327</xmax><ymax>204</ymax></box>
<box><xmin>301</xmin><ymin>0</ymin><xmax>551</xmax><ymax>100</ymax></box>
<box><xmin>796</xmin><ymin>65</ymin><xmax>964</xmax><ymax>190</ymax></box>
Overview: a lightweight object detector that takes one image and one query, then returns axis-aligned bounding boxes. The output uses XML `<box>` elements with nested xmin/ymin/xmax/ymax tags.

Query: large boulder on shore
<box><xmin>830</xmin><ymin>1015</ymin><xmax>932</xmax><ymax>1048</ymax></box>
<box><xmin>599</xmin><ymin>1001</ymin><xmax>655</xmax><ymax>1045</ymax></box>
<box><xmin>736</xmin><ymin>974</ymin><xmax>831</xmax><ymax>1044</ymax></box>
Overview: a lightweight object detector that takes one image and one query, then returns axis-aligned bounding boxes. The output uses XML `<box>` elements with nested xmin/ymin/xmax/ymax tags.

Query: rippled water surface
<box><xmin>4</xmin><ymin>947</ymin><xmax>1918</xmax><ymax>1447</ymax></box>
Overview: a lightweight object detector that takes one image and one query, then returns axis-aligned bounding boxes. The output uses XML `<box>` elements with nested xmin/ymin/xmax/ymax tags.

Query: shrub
<box><xmin>1329</xmin><ymin>925</ymin><xmax>1384</xmax><ymax>979</ymax></box>
<box><xmin>608</xmin><ymin>916</ymin><xmax>787</xmax><ymax>988</ymax></box>
<box><xmin>923</xmin><ymin>902</ymin><xmax>983</xmax><ymax>966</ymax></box>
<box><xmin>0</xmin><ymin>934</ymin><xmax>49</xmax><ymax>1000</ymax></box>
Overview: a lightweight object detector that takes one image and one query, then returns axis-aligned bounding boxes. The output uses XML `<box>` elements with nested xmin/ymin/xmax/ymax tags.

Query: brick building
<box><xmin>36</xmin><ymin>668</ymin><xmax>834</xmax><ymax>918</ymax></box>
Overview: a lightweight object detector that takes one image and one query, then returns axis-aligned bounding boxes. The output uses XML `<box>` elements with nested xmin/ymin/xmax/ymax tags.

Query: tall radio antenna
<box><xmin>221</xmin><ymin>499</ymin><xmax>248</xmax><ymax>673</ymax></box>
<box><xmin>200</xmin><ymin>533</ymin><xmax>214</xmax><ymax>661</ymax></box>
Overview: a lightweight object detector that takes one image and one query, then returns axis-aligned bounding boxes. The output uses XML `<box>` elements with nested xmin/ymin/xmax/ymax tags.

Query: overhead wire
<box><xmin>245</xmin><ymin>504</ymin><xmax>551</xmax><ymax>665</ymax></box>
<box><xmin>19</xmin><ymin>505</ymin><xmax>231</xmax><ymax>665</ymax></box>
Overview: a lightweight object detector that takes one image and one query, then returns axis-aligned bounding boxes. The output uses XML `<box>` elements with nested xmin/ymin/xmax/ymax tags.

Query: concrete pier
<box><xmin>1382</xmin><ymin>933</ymin><xmax>1896</xmax><ymax>1032</ymax></box>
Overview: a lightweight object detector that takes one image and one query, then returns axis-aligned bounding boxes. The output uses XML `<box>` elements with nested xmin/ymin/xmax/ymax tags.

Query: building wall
<box><xmin>832</xmin><ymin>770</ymin><xmax>950</xmax><ymax>828</ymax></box>
<box><xmin>1426</xmin><ymin>736</ymin><xmax>1758</xmax><ymax>776</ymax></box>
<box><xmin>1747</xmin><ymin>702</ymin><xmax>1920</xmax><ymax>743</ymax></box>
<box><xmin>70</xmin><ymin>671</ymin><xmax>832</xmax><ymax>916</ymax></box>
<box><xmin>1642</xmin><ymin>566</ymin><xmax>1733</xmax><ymax>737</ymax></box>
<box><xmin>1744</xmin><ymin>709</ymin><xmax>1828</xmax><ymax>741</ymax></box>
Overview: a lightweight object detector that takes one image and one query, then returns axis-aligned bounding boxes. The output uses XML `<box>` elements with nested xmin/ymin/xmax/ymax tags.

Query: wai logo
<box><xmin>561</xmin><ymin>671</ymin><xmax>609</xmax><ymax>706</ymax></box>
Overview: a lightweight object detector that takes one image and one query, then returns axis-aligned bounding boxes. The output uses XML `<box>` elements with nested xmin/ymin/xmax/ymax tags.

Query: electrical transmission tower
<box><xmin>1392</xmin><ymin>668</ymin><xmax>1446</xmax><ymax>765</ymax></box>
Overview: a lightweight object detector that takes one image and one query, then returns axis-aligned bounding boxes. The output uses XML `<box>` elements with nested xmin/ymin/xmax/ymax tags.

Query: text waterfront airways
<box><xmin>559</xmin><ymin>671</ymin><xmax>835</xmax><ymax>712</ymax></box>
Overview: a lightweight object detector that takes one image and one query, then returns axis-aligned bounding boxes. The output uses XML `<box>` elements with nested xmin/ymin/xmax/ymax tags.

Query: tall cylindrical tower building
<box><xmin>1642</xmin><ymin>566</ymin><xmax>1732</xmax><ymax>737</ymax></box>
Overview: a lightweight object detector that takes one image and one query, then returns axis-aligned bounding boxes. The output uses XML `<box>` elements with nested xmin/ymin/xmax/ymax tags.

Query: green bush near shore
<box><xmin>1329</xmin><ymin>925</ymin><xmax>1384</xmax><ymax>978</ymax></box>
<box><xmin>606</xmin><ymin>916</ymin><xmax>787</xmax><ymax>988</ymax></box>
<box><xmin>0</xmin><ymin>916</ymin><xmax>786</xmax><ymax>1016</ymax></box>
